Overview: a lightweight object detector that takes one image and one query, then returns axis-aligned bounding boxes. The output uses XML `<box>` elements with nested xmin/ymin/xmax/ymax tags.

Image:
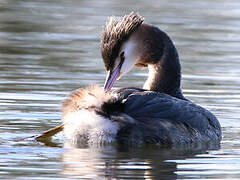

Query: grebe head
<box><xmin>101</xmin><ymin>12</ymin><xmax>180</xmax><ymax>94</ymax></box>
<box><xmin>101</xmin><ymin>12</ymin><xmax>144</xmax><ymax>91</ymax></box>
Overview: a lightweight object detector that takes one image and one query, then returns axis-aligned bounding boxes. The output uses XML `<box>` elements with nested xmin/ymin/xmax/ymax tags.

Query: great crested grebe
<box><xmin>62</xmin><ymin>12</ymin><xmax>221</xmax><ymax>146</ymax></box>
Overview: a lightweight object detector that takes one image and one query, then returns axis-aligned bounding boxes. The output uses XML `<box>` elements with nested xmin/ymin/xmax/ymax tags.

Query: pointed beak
<box><xmin>104</xmin><ymin>64</ymin><xmax>121</xmax><ymax>92</ymax></box>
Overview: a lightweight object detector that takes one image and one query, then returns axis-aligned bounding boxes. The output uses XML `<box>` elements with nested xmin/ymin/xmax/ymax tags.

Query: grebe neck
<box><xmin>143</xmin><ymin>43</ymin><xmax>185</xmax><ymax>100</ymax></box>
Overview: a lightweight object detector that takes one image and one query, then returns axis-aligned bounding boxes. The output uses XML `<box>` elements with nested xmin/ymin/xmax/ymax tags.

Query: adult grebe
<box><xmin>62</xmin><ymin>12</ymin><xmax>221</xmax><ymax>146</ymax></box>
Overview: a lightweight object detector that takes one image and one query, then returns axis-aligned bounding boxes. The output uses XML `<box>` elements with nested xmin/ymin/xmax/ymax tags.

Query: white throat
<box><xmin>118</xmin><ymin>39</ymin><xmax>140</xmax><ymax>79</ymax></box>
<box><xmin>143</xmin><ymin>64</ymin><xmax>159</xmax><ymax>90</ymax></box>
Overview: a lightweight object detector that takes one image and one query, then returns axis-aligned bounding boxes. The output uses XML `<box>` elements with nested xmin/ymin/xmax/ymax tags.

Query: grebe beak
<box><xmin>104</xmin><ymin>63</ymin><xmax>122</xmax><ymax>92</ymax></box>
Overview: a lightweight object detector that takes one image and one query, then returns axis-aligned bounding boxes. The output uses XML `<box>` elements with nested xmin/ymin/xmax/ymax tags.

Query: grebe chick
<box><xmin>62</xmin><ymin>12</ymin><xmax>221</xmax><ymax>146</ymax></box>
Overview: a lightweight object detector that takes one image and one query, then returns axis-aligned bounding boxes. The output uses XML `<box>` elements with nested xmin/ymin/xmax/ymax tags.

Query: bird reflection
<box><xmin>61</xmin><ymin>143</ymin><xmax>220</xmax><ymax>179</ymax></box>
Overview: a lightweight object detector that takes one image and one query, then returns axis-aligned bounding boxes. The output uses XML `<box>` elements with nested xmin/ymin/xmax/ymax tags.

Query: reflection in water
<box><xmin>61</xmin><ymin>143</ymin><xmax>220</xmax><ymax>179</ymax></box>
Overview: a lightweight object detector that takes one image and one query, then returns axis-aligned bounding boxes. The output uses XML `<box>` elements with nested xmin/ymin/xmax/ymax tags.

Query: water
<box><xmin>1</xmin><ymin>0</ymin><xmax>240</xmax><ymax>179</ymax></box>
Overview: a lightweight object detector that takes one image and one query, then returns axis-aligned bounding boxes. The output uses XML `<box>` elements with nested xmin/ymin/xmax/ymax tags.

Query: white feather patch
<box><xmin>143</xmin><ymin>64</ymin><xmax>157</xmax><ymax>90</ymax></box>
<box><xmin>63</xmin><ymin>110</ymin><xmax>119</xmax><ymax>145</ymax></box>
<box><xmin>117</xmin><ymin>40</ymin><xmax>139</xmax><ymax>79</ymax></box>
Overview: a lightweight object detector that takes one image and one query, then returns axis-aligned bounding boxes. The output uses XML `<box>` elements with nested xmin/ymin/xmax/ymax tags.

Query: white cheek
<box><xmin>119</xmin><ymin>41</ymin><xmax>139</xmax><ymax>78</ymax></box>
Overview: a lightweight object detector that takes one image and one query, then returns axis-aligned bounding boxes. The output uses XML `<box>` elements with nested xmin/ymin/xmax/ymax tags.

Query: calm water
<box><xmin>1</xmin><ymin>0</ymin><xmax>240</xmax><ymax>179</ymax></box>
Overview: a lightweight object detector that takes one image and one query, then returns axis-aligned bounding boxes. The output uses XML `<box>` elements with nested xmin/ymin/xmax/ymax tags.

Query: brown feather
<box><xmin>62</xmin><ymin>86</ymin><xmax>113</xmax><ymax>117</ymax></box>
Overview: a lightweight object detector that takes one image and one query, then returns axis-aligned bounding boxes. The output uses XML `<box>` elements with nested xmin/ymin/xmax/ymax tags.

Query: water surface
<box><xmin>1</xmin><ymin>0</ymin><xmax>240</xmax><ymax>179</ymax></box>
